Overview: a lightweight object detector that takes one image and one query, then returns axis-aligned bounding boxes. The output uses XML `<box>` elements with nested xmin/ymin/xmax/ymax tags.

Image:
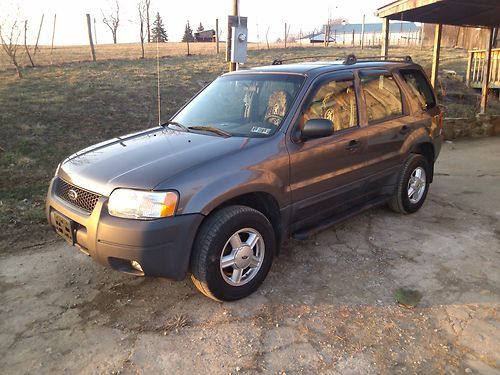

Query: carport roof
<box><xmin>376</xmin><ymin>0</ymin><xmax>500</xmax><ymax>28</ymax></box>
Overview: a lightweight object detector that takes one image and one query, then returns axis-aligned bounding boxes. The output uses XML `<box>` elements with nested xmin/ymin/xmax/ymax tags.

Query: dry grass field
<box><xmin>0</xmin><ymin>41</ymin><xmax>322</xmax><ymax>70</ymax></box>
<box><xmin>0</xmin><ymin>43</ymin><xmax>497</xmax><ymax>249</ymax></box>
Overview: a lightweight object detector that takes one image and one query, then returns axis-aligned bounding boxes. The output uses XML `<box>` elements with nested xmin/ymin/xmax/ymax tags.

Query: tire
<box><xmin>190</xmin><ymin>205</ymin><xmax>276</xmax><ymax>301</ymax></box>
<box><xmin>388</xmin><ymin>154</ymin><xmax>430</xmax><ymax>214</ymax></box>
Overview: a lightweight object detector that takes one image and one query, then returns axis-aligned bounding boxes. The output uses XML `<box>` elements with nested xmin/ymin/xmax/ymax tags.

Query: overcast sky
<box><xmin>2</xmin><ymin>0</ymin><xmax>391</xmax><ymax>45</ymax></box>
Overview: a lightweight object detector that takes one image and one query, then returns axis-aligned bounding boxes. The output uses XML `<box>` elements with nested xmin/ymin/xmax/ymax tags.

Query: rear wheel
<box><xmin>190</xmin><ymin>205</ymin><xmax>275</xmax><ymax>301</ymax></box>
<box><xmin>389</xmin><ymin>154</ymin><xmax>430</xmax><ymax>214</ymax></box>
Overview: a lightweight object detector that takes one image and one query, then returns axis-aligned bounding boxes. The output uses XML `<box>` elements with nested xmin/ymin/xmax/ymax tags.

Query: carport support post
<box><xmin>380</xmin><ymin>18</ymin><xmax>389</xmax><ymax>59</ymax></box>
<box><xmin>480</xmin><ymin>28</ymin><xmax>494</xmax><ymax>114</ymax></box>
<box><xmin>431</xmin><ymin>24</ymin><xmax>442</xmax><ymax>89</ymax></box>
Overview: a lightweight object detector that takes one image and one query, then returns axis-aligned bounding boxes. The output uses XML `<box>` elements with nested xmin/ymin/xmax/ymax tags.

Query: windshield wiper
<box><xmin>188</xmin><ymin>126</ymin><xmax>232</xmax><ymax>138</ymax></box>
<box><xmin>163</xmin><ymin>120</ymin><xmax>190</xmax><ymax>132</ymax></box>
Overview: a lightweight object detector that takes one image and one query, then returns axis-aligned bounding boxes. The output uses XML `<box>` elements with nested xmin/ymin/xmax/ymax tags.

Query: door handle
<box><xmin>400</xmin><ymin>125</ymin><xmax>411</xmax><ymax>135</ymax></box>
<box><xmin>346</xmin><ymin>139</ymin><xmax>361</xmax><ymax>151</ymax></box>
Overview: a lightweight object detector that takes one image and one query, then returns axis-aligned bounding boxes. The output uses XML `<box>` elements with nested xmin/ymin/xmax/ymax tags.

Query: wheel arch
<box><xmin>410</xmin><ymin>142</ymin><xmax>435</xmax><ymax>182</ymax></box>
<box><xmin>204</xmin><ymin>191</ymin><xmax>284</xmax><ymax>251</ymax></box>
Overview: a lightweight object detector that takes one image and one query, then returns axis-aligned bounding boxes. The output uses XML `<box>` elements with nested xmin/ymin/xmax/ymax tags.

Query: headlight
<box><xmin>108</xmin><ymin>189</ymin><xmax>178</xmax><ymax>219</ymax></box>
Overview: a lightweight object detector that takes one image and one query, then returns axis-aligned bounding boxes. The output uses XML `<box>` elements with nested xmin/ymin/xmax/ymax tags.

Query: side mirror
<box><xmin>301</xmin><ymin>119</ymin><xmax>333</xmax><ymax>140</ymax></box>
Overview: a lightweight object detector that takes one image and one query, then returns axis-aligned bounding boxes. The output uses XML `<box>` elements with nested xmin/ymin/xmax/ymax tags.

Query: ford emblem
<box><xmin>67</xmin><ymin>189</ymin><xmax>78</xmax><ymax>201</ymax></box>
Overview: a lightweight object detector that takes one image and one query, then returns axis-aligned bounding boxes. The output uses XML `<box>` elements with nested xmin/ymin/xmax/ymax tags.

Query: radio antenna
<box><xmin>156</xmin><ymin>35</ymin><xmax>161</xmax><ymax>125</ymax></box>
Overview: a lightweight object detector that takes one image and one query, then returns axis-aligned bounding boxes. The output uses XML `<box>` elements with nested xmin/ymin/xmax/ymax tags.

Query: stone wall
<box><xmin>443</xmin><ymin>115</ymin><xmax>500</xmax><ymax>140</ymax></box>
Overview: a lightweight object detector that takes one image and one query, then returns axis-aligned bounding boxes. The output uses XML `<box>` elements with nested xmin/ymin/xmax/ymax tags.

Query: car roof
<box><xmin>227</xmin><ymin>60</ymin><xmax>418</xmax><ymax>77</ymax></box>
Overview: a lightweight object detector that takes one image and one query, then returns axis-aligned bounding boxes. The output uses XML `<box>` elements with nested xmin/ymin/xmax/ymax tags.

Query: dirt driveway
<box><xmin>1</xmin><ymin>137</ymin><xmax>499</xmax><ymax>374</ymax></box>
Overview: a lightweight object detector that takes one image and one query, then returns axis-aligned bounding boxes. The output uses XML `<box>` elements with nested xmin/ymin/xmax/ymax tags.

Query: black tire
<box><xmin>190</xmin><ymin>205</ymin><xmax>276</xmax><ymax>301</ymax></box>
<box><xmin>388</xmin><ymin>154</ymin><xmax>430</xmax><ymax>214</ymax></box>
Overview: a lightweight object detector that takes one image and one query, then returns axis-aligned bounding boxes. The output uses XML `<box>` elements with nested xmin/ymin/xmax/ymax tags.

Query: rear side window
<box><xmin>401</xmin><ymin>69</ymin><xmax>436</xmax><ymax>110</ymax></box>
<box><xmin>361</xmin><ymin>74</ymin><xmax>403</xmax><ymax>124</ymax></box>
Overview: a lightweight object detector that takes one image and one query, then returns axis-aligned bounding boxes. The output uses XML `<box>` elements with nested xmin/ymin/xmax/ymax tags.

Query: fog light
<box><xmin>131</xmin><ymin>260</ymin><xmax>144</xmax><ymax>273</ymax></box>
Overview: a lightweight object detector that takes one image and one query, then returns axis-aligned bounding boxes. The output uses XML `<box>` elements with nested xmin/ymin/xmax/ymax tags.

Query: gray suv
<box><xmin>46</xmin><ymin>55</ymin><xmax>443</xmax><ymax>301</ymax></box>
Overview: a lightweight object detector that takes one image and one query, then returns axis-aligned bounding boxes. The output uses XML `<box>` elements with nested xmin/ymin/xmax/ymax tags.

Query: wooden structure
<box><xmin>466</xmin><ymin>48</ymin><xmax>500</xmax><ymax>89</ymax></box>
<box><xmin>377</xmin><ymin>0</ymin><xmax>500</xmax><ymax>113</ymax></box>
<box><xmin>194</xmin><ymin>29</ymin><xmax>216</xmax><ymax>42</ymax></box>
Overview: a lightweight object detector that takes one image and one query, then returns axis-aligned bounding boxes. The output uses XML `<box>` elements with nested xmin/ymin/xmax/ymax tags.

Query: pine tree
<box><xmin>151</xmin><ymin>12</ymin><xmax>168</xmax><ymax>42</ymax></box>
<box><xmin>197</xmin><ymin>22</ymin><xmax>204</xmax><ymax>32</ymax></box>
<box><xmin>182</xmin><ymin>21</ymin><xmax>194</xmax><ymax>42</ymax></box>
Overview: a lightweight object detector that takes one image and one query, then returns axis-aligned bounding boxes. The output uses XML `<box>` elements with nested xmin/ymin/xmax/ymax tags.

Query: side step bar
<box><xmin>292</xmin><ymin>196</ymin><xmax>390</xmax><ymax>240</ymax></box>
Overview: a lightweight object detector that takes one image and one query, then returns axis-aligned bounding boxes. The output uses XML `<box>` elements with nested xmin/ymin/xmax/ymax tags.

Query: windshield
<box><xmin>172</xmin><ymin>74</ymin><xmax>305</xmax><ymax>137</ymax></box>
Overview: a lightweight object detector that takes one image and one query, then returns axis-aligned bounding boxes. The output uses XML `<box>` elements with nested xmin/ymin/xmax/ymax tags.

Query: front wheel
<box><xmin>389</xmin><ymin>154</ymin><xmax>430</xmax><ymax>214</ymax></box>
<box><xmin>190</xmin><ymin>205</ymin><xmax>276</xmax><ymax>301</ymax></box>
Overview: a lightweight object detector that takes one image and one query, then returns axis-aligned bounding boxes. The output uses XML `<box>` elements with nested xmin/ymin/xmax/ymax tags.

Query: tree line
<box><xmin>0</xmin><ymin>0</ymin><xmax>210</xmax><ymax>77</ymax></box>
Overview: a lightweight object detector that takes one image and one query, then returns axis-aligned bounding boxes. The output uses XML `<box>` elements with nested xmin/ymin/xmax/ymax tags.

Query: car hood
<box><xmin>58</xmin><ymin>127</ymin><xmax>251</xmax><ymax>196</ymax></box>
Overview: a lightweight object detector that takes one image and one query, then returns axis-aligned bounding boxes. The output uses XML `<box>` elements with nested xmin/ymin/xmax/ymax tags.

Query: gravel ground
<box><xmin>1</xmin><ymin>137</ymin><xmax>499</xmax><ymax>374</ymax></box>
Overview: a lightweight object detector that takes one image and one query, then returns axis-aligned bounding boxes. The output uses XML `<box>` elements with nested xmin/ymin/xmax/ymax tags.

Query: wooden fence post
<box><xmin>50</xmin><ymin>14</ymin><xmax>56</xmax><ymax>65</ymax></box>
<box><xmin>216</xmin><ymin>19</ymin><xmax>219</xmax><ymax>54</ymax></box>
<box><xmin>86</xmin><ymin>14</ymin><xmax>96</xmax><ymax>62</ymax></box>
<box><xmin>361</xmin><ymin>14</ymin><xmax>365</xmax><ymax>49</ymax></box>
<box><xmin>34</xmin><ymin>14</ymin><xmax>44</xmax><ymax>55</ymax></box>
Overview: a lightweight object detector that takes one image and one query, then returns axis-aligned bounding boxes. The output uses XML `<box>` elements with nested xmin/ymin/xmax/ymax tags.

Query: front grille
<box><xmin>55</xmin><ymin>178</ymin><xmax>100</xmax><ymax>213</ymax></box>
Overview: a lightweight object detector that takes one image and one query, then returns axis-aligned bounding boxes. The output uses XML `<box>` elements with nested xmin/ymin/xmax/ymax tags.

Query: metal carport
<box><xmin>376</xmin><ymin>0</ymin><xmax>500</xmax><ymax>113</ymax></box>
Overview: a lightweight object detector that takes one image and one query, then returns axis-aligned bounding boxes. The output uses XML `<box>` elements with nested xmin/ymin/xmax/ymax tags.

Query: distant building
<box><xmin>299</xmin><ymin>22</ymin><xmax>421</xmax><ymax>44</ymax></box>
<box><xmin>194</xmin><ymin>29</ymin><xmax>216</xmax><ymax>42</ymax></box>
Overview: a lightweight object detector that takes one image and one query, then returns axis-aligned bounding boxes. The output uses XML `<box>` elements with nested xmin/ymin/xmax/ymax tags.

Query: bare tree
<box><xmin>102</xmin><ymin>0</ymin><xmax>120</xmax><ymax>44</ymax></box>
<box><xmin>137</xmin><ymin>1</ymin><xmax>146</xmax><ymax>58</ymax></box>
<box><xmin>0</xmin><ymin>20</ymin><xmax>23</xmax><ymax>78</ymax></box>
<box><xmin>145</xmin><ymin>0</ymin><xmax>151</xmax><ymax>43</ymax></box>
<box><xmin>23</xmin><ymin>20</ymin><xmax>35</xmax><ymax>67</ymax></box>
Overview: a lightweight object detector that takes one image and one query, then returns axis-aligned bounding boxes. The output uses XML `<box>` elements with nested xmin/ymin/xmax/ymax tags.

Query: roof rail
<box><xmin>271</xmin><ymin>54</ymin><xmax>413</xmax><ymax>66</ymax></box>
<box><xmin>272</xmin><ymin>55</ymin><xmax>342</xmax><ymax>65</ymax></box>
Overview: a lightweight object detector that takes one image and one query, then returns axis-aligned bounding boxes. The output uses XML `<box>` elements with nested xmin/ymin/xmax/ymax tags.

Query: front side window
<box><xmin>301</xmin><ymin>79</ymin><xmax>358</xmax><ymax>132</ymax></box>
<box><xmin>361</xmin><ymin>74</ymin><xmax>403</xmax><ymax>123</ymax></box>
<box><xmin>401</xmin><ymin>69</ymin><xmax>436</xmax><ymax>110</ymax></box>
<box><xmin>172</xmin><ymin>74</ymin><xmax>304</xmax><ymax>137</ymax></box>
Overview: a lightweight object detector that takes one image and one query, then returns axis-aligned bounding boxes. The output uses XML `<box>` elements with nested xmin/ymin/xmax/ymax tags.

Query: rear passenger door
<box><xmin>358</xmin><ymin>70</ymin><xmax>410</xmax><ymax>198</ymax></box>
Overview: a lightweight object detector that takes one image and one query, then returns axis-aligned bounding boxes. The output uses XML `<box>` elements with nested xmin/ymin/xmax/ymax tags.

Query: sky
<box><xmin>1</xmin><ymin>0</ymin><xmax>391</xmax><ymax>45</ymax></box>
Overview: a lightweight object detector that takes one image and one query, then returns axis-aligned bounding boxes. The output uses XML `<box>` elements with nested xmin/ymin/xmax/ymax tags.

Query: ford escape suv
<box><xmin>46</xmin><ymin>55</ymin><xmax>443</xmax><ymax>301</ymax></box>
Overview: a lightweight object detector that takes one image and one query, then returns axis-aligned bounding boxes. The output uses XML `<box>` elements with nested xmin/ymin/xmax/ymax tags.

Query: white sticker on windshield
<box><xmin>251</xmin><ymin>126</ymin><xmax>271</xmax><ymax>135</ymax></box>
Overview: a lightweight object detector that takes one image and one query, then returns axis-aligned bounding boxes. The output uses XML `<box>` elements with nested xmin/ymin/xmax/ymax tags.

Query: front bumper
<box><xmin>46</xmin><ymin>177</ymin><xmax>204</xmax><ymax>280</ymax></box>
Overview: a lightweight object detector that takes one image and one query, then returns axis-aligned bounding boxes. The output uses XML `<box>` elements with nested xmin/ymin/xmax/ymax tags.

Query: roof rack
<box><xmin>271</xmin><ymin>54</ymin><xmax>413</xmax><ymax>66</ymax></box>
<box><xmin>345</xmin><ymin>55</ymin><xmax>413</xmax><ymax>64</ymax></box>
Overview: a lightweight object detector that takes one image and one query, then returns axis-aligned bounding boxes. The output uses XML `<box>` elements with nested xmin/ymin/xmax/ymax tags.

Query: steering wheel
<box><xmin>265</xmin><ymin>114</ymin><xmax>283</xmax><ymax>126</ymax></box>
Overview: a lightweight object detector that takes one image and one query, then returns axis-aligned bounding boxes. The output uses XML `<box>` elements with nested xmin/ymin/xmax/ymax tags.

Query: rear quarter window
<box><xmin>400</xmin><ymin>69</ymin><xmax>436</xmax><ymax>110</ymax></box>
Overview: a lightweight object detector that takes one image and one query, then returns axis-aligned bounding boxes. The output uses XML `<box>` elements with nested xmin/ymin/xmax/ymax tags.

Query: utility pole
<box><xmin>226</xmin><ymin>0</ymin><xmax>239</xmax><ymax>72</ymax></box>
<box><xmin>86</xmin><ymin>14</ymin><xmax>96</xmax><ymax>61</ymax></box>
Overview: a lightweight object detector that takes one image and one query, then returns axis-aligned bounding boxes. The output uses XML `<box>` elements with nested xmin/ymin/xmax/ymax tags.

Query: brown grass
<box><xmin>0</xmin><ymin>41</ymin><xmax>331</xmax><ymax>71</ymax></box>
